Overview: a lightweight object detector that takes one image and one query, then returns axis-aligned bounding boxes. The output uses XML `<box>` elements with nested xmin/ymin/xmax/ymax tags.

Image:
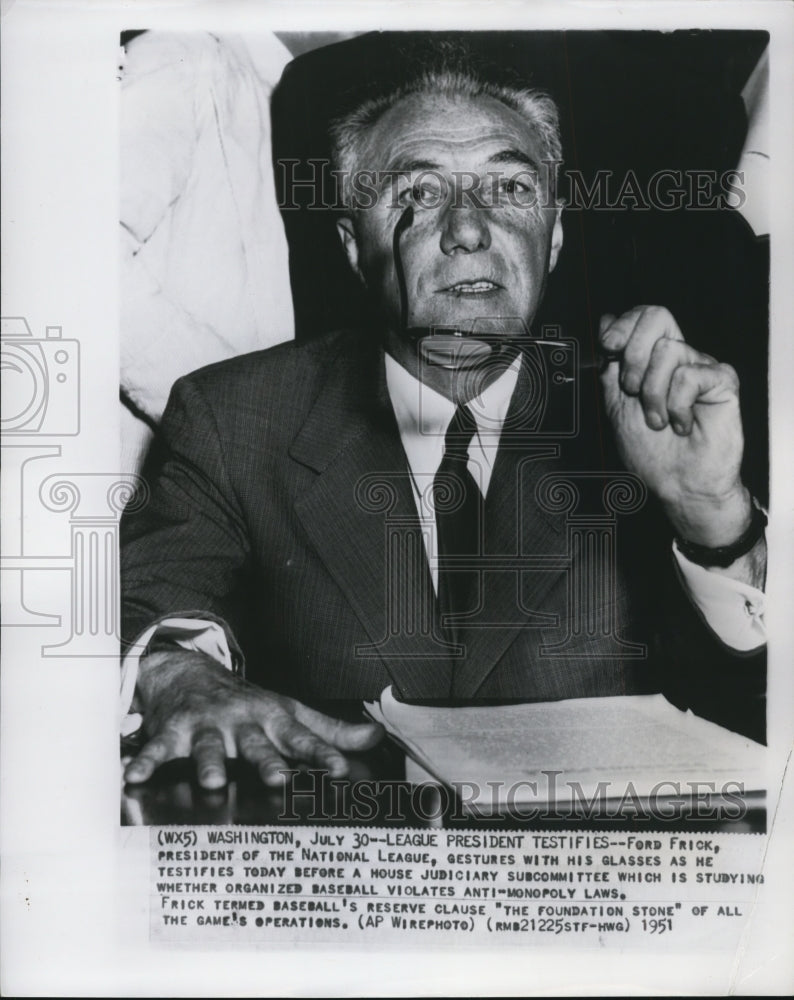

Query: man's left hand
<box><xmin>599</xmin><ymin>305</ymin><xmax>754</xmax><ymax>549</ymax></box>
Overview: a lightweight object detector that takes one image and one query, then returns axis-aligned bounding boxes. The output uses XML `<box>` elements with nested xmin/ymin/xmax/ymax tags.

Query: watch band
<box><xmin>676</xmin><ymin>503</ymin><xmax>767</xmax><ymax>568</ymax></box>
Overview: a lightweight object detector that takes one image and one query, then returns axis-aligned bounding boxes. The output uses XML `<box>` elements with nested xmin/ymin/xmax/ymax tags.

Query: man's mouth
<box><xmin>440</xmin><ymin>279</ymin><xmax>502</xmax><ymax>296</ymax></box>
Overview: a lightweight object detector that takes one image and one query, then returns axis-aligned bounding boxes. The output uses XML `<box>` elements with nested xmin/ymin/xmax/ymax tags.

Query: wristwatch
<box><xmin>675</xmin><ymin>502</ymin><xmax>767</xmax><ymax>568</ymax></box>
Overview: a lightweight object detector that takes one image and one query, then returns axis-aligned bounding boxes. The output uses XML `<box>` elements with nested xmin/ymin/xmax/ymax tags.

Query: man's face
<box><xmin>337</xmin><ymin>91</ymin><xmax>563</xmax><ymax>373</ymax></box>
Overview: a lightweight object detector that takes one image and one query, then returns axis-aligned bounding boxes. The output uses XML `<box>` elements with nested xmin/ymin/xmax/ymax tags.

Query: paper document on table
<box><xmin>364</xmin><ymin>687</ymin><xmax>765</xmax><ymax>814</ymax></box>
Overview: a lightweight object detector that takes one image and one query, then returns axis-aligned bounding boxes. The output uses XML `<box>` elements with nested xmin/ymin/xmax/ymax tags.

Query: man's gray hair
<box><xmin>329</xmin><ymin>68</ymin><xmax>563</xmax><ymax>209</ymax></box>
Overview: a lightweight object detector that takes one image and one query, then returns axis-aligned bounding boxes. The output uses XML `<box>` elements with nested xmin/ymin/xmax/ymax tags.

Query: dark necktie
<box><xmin>433</xmin><ymin>404</ymin><xmax>481</xmax><ymax>641</ymax></box>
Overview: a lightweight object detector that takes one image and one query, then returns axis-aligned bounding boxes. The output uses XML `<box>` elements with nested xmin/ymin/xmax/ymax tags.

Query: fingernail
<box><xmin>671</xmin><ymin>420</ymin><xmax>685</xmax><ymax>435</ymax></box>
<box><xmin>600</xmin><ymin>313</ymin><xmax>616</xmax><ymax>331</ymax></box>
<box><xmin>328</xmin><ymin>757</ymin><xmax>348</xmax><ymax>777</ymax></box>
<box><xmin>199</xmin><ymin>768</ymin><xmax>226</xmax><ymax>789</ymax></box>
<box><xmin>647</xmin><ymin>411</ymin><xmax>665</xmax><ymax>430</ymax></box>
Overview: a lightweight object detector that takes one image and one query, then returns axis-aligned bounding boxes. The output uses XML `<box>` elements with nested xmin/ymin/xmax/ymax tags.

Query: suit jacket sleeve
<box><xmin>120</xmin><ymin>374</ymin><xmax>252</xmax><ymax>663</ymax></box>
<box><xmin>656</xmin><ymin>549</ymin><xmax>766</xmax><ymax>745</ymax></box>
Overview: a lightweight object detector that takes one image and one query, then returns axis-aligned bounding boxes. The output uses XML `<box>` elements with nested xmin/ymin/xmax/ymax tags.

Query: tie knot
<box><xmin>443</xmin><ymin>404</ymin><xmax>477</xmax><ymax>461</ymax></box>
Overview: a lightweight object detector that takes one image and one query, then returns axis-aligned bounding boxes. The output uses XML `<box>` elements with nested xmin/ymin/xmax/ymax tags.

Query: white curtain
<box><xmin>119</xmin><ymin>31</ymin><xmax>296</xmax><ymax>474</ymax></box>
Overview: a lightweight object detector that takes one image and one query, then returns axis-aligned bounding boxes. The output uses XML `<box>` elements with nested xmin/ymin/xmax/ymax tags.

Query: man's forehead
<box><xmin>358</xmin><ymin>91</ymin><xmax>545</xmax><ymax>171</ymax></box>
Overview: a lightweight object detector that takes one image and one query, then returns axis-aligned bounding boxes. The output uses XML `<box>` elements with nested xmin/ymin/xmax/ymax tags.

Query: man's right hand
<box><xmin>123</xmin><ymin>650</ymin><xmax>384</xmax><ymax>790</ymax></box>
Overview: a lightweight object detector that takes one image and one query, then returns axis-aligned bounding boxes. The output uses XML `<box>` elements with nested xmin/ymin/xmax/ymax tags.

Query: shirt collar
<box><xmin>384</xmin><ymin>351</ymin><xmax>522</xmax><ymax>441</ymax></box>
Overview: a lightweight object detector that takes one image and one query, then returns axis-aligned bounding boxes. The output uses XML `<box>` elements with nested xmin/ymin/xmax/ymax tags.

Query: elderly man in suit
<box><xmin>121</xmin><ymin>64</ymin><xmax>766</xmax><ymax>791</ymax></box>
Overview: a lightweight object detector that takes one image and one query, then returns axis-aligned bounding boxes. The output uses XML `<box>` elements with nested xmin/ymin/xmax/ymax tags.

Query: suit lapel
<box><xmin>291</xmin><ymin>339</ymin><xmax>456</xmax><ymax>699</ymax></box>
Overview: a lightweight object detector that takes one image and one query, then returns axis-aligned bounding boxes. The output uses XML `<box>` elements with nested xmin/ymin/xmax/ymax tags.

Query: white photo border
<box><xmin>2</xmin><ymin>0</ymin><xmax>793</xmax><ymax>995</ymax></box>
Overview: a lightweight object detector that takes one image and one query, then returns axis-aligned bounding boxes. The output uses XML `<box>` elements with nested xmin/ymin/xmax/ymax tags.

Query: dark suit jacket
<box><xmin>121</xmin><ymin>329</ymin><xmax>765</xmax><ymax>741</ymax></box>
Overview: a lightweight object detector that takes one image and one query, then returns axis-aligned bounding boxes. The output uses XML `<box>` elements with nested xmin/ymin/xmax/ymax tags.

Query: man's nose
<box><xmin>439</xmin><ymin>203</ymin><xmax>492</xmax><ymax>255</ymax></box>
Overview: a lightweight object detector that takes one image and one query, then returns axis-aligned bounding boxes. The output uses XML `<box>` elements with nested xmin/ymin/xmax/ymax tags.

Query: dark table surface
<box><xmin>122</xmin><ymin>738</ymin><xmax>765</xmax><ymax>833</ymax></box>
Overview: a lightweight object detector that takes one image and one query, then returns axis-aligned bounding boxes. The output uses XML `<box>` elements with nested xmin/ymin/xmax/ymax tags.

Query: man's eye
<box><xmin>501</xmin><ymin>178</ymin><xmax>534</xmax><ymax>197</ymax></box>
<box><xmin>398</xmin><ymin>180</ymin><xmax>444</xmax><ymax>208</ymax></box>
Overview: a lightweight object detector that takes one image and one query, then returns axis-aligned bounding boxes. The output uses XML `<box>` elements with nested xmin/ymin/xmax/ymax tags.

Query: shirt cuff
<box><xmin>119</xmin><ymin>617</ymin><xmax>234</xmax><ymax>737</ymax></box>
<box><xmin>672</xmin><ymin>543</ymin><xmax>766</xmax><ymax>652</ymax></box>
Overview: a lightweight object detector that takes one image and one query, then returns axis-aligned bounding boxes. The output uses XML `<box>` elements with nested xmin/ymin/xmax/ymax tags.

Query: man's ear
<box><xmin>336</xmin><ymin>216</ymin><xmax>363</xmax><ymax>282</ymax></box>
<box><xmin>548</xmin><ymin>205</ymin><xmax>564</xmax><ymax>273</ymax></box>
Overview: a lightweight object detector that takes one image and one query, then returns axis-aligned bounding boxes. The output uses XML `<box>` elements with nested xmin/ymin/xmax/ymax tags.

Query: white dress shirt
<box><xmin>120</xmin><ymin>351</ymin><xmax>766</xmax><ymax>733</ymax></box>
<box><xmin>385</xmin><ymin>352</ymin><xmax>521</xmax><ymax>592</ymax></box>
